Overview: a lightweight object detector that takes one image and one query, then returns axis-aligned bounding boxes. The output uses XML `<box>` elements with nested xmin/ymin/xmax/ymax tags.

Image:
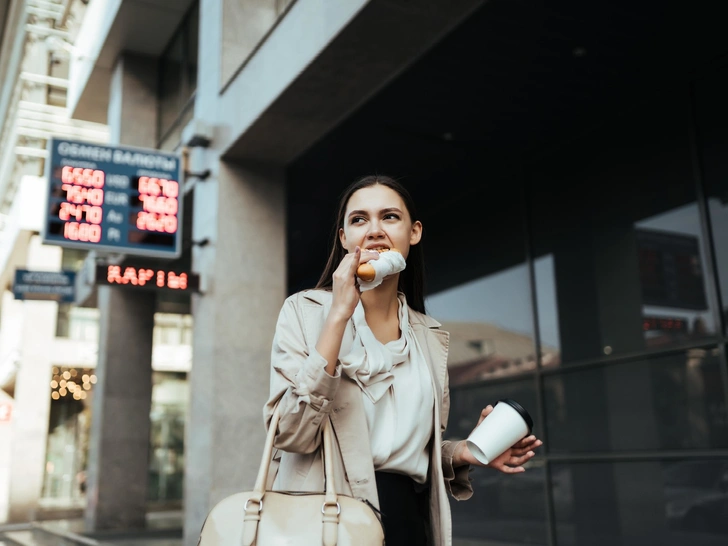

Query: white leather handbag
<box><xmin>198</xmin><ymin>407</ymin><xmax>385</xmax><ymax>546</ymax></box>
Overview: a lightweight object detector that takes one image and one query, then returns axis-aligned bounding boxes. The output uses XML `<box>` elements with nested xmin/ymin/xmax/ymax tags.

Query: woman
<box><xmin>265</xmin><ymin>175</ymin><xmax>542</xmax><ymax>545</ymax></box>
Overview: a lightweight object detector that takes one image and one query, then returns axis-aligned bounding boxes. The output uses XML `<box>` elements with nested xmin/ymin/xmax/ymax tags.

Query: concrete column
<box><xmin>107</xmin><ymin>53</ymin><xmax>158</xmax><ymax>148</ymax></box>
<box><xmin>84</xmin><ymin>287</ymin><xmax>155</xmax><ymax>530</ymax></box>
<box><xmin>6</xmin><ymin>237</ymin><xmax>61</xmax><ymax>522</ymax></box>
<box><xmin>84</xmin><ymin>52</ymin><xmax>158</xmax><ymax>531</ymax></box>
<box><xmin>183</xmin><ymin>160</ymin><xmax>286</xmax><ymax>545</ymax></box>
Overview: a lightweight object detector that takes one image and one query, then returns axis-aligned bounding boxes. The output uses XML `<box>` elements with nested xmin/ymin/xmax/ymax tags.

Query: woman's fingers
<box><xmin>359</xmin><ymin>249</ymin><xmax>380</xmax><ymax>264</ymax></box>
<box><xmin>509</xmin><ymin>451</ymin><xmax>535</xmax><ymax>466</ymax></box>
<box><xmin>476</xmin><ymin>405</ymin><xmax>494</xmax><ymax>426</ymax></box>
<box><xmin>498</xmin><ymin>464</ymin><xmax>526</xmax><ymax>474</ymax></box>
<box><xmin>349</xmin><ymin>247</ymin><xmax>362</xmax><ymax>275</ymax></box>
<box><xmin>333</xmin><ymin>248</ymin><xmax>360</xmax><ymax>281</ymax></box>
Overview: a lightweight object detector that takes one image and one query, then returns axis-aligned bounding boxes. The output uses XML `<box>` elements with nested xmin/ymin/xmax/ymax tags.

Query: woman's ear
<box><xmin>339</xmin><ymin>227</ymin><xmax>347</xmax><ymax>248</ymax></box>
<box><xmin>410</xmin><ymin>220</ymin><xmax>423</xmax><ymax>246</ymax></box>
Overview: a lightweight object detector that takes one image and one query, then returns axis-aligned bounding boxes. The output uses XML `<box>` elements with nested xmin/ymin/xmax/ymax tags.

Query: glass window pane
<box><xmin>532</xmin><ymin>92</ymin><xmax>718</xmax><ymax>366</ymax></box>
<box><xmin>694</xmin><ymin>67</ymin><xmax>728</xmax><ymax>334</ymax></box>
<box><xmin>452</xmin><ymin>463</ymin><xmax>548</xmax><ymax>545</ymax></box>
<box><xmin>159</xmin><ymin>32</ymin><xmax>185</xmax><ymax>139</ymax></box>
<box><xmin>446</xmin><ymin>378</ymin><xmax>540</xmax><ymax>442</ymax></box>
<box><xmin>544</xmin><ymin>350</ymin><xmax>728</xmax><ymax>453</ymax></box>
<box><xmin>552</xmin><ymin>460</ymin><xmax>728</xmax><ymax>546</ymax></box>
<box><xmin>447</xmin><ymin>383</ymin><xmax>544</xmax><ymax>543</ymax></box>
<box><xmin>148</xmin><ymin>371</ymin><xmax>188</xmax><ymax>502</ymax></box>
<box><xmin>426</xmin><ymin>182</ymin><xmax>535</xmax><ymax>386</ymax></box>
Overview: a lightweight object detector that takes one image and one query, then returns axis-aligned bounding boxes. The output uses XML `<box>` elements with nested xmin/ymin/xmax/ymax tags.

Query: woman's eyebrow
<box><xmin>347</xmin><ymin>207</ymin><xmax>403</xmax><ymax>218</ymax></box>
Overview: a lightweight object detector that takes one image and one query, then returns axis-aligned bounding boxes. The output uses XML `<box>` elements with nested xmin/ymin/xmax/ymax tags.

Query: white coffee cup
<box><xmin>465</xmin><ymin>399</ymin><xmax>534</xmax><ymax>465</ymax></box>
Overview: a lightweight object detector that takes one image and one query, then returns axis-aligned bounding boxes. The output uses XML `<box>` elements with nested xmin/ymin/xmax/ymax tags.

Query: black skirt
<box><xmin>375</xmin><ymin>471</ymin><xmax>430</xmax><ymax>545</ymax></box>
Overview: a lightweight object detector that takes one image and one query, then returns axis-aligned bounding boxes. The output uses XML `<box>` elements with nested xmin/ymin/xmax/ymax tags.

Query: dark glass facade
<box><xmin>436</xmin><ymin>74</ymin><xmax>728</xmax><ymax>546</ymax></box>
<box><xmin>285</xmin><ymin>2</ymin><xmax>728</xmax><ymax>544</ymax></box>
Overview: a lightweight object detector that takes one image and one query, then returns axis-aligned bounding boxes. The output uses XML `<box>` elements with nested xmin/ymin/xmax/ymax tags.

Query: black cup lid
<box><xmin>496</xmin><ymin>398</ymin><xmax>534</xmax><ymax>434</ymax></box>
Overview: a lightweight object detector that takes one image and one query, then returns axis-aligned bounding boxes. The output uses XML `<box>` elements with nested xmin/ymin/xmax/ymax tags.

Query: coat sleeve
<box><xmin>440</xmin><ymin>368</ymin><xmax>474</xmax><ymax>500</ymax></box>
<box><xmin>264</xmin><ymin>294</ymin><xmax>342</xmax><ymax>454</ymax></box>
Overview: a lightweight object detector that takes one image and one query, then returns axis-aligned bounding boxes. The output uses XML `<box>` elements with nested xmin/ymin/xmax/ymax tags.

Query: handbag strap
<box><xmin>243</xmin><ymin>406</ymin><xmax>341</xmax><ymax>546</ymax></box>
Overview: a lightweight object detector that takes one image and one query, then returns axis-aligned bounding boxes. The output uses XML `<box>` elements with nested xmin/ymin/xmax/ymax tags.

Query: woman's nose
<box><xmin>366</xmin><ymin>221</ymin><xmax>385</xmax><ymax>238</ymax></box>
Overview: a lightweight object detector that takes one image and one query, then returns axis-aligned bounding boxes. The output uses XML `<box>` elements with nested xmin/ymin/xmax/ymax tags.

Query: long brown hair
<box><xmin>315</xmin><ymin>175</ymin><xmax>426</xmax><ymax>314</ymax></box>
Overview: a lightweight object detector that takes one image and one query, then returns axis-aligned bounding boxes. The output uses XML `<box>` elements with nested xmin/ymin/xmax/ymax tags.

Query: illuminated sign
<box><xmin>95</xmin><ymin>265</ymin><xmax>200</xmax><ymax>293</ymax></box>
<box><xmin>636</xmin><ymin>228</ymin><xmax>708</xmax><ymax>311</ymax></box>
<box><xmin>642</xmin><ymin>316</ymin><xmax>688</xmax><ymax>333</ymax></box>
<box><xmin>42</xmin><ymin>138</ymin><xmax>182</xmax><ymax>258</ymax></box>
<box><xmin>13</xmin><ymin>269</ymin><xmax>76</xmax><ymax>302</ymax></box>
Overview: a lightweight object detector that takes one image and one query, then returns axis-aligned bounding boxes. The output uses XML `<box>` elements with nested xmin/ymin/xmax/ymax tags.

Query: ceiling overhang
<box><xmin>67</xmin><ymin>0</ymin><xmax>196</xmax><ymax>124</ymax></box>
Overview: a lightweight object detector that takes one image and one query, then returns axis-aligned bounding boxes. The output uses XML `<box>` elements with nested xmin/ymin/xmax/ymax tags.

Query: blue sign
<box><xmin>13</xmin><ymin>270</ymin><xmax>76</xmax><ymax>303</ymax></box>
<box><xmin>42</xmin><ymin>138</ymin><xmax>182</xmax><ymax>258</ymax></box>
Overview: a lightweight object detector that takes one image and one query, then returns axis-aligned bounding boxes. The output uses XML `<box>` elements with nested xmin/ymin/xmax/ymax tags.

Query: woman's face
<box><xmin>339</xmin><ymin>184</ymin><xmax>422</xmax><ymax>259</ymax></box>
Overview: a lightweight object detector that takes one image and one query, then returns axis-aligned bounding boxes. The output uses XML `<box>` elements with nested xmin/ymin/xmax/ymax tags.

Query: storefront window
<box><xmin>42</xmin><ymin>366</ymin><xmax>96</xmax><ymax>504</ymax></box>
<box><xmin>531</xmin><ymin>91</ymin><xmax>718</xmax><ymax>366</ymax></box>
<box><xmin>148</xmin><ymin>371</ymin><xmax>188</xmax><ymax>502</ymax></box>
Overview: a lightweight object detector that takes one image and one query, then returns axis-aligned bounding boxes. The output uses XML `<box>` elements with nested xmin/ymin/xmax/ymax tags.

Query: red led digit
<box><xmin>159</xmin><ymin>179</ymin><xmax>179</xmax><ymax>198</ymax></box>
<box><xmin>91</xmin><ymin>170</ymin><xmax>105</xmax><ymax>188</ymax></box>
<box><xmin>164</xmin><ymin>216</ymin><xmax>177</xmax><ymax>233</ymax></box>
<box><xmin>63</xmin><ymin>222</ymin><xmax>100</xmax><ymax>243</ymax></box>
<box><xmin>86</xmin><ymin>206</ymin><xmax>102</xmax><ymax>224</ymax></box>
<box><xmin>62</xmin><ymin>166</ymin><xmax>73</xmax><ymax>184</ymax></box>
<box><xmin>141</xmin><ymin>177</ymin><xmax>161</xmax><ymax>196</ymax></box>
<box><xmin>89</xmin><ymin>189</ymin><xmax>104</xmax><ymax>206</ymax></box>
<box><xmin>59</xmin><ymin>202</ymin><xmax>71</xmax><ymax>221</ymax></box>
<box><xmin>156</xmin><ymin>271</ymin><xmax>165</xmax><ymax>287</ymax></box>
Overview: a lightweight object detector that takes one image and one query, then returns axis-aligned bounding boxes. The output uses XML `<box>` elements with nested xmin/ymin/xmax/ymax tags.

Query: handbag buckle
<box><xmin>321</xmin><ymin>501</ymin><xmax>341</xmax><ymax>515</ymax></box>
<box><xmin>244</xmin><ymin>499</ymin><xmax>263</xmax><ymax>512</ymax></box>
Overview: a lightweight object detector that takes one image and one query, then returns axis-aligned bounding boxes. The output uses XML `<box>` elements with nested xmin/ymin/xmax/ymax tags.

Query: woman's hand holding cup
<box><xmin>455</xmin><ymin>402</ymin><xmax>543</xmax><ymax>474</ymax></box>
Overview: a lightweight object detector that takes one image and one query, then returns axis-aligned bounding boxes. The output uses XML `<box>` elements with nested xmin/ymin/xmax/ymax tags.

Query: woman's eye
<box><xmin>384</xmin><ymin>213</ymin><xmax>400</xmax><ymax>220</ymax></box>
<box><xmin>351</xmin><ymin>216</ymin><xmax>365</xmax><ymax>224</ymax></box>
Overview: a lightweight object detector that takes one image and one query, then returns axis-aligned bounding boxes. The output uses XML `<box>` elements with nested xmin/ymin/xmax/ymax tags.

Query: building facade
<box><xmin>0</xmin><ymin>0</ymin><xmax>191</xmax><ymax>525</ymax></box>
<box><xmin>1</xmin><ymin>1</ymin><xmax>728</xmax><ymax>545</ymax></box>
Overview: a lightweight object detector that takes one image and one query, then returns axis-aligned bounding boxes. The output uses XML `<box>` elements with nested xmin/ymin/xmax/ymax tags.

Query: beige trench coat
<box><xmin>264</xmin><ymin>289</ymin><xmax>473</xmax><ymax>546</ymax></box>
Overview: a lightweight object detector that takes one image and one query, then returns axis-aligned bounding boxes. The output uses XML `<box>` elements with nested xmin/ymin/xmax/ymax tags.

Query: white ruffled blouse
<box><xmin>340</xmin><ymin>294</ymin><xmax>435</xmax><ymax>483</ymax></box>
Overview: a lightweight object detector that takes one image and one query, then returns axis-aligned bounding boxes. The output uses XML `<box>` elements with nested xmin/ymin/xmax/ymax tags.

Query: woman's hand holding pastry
<box><xmin>329</xmin><ymin>247</ymin><xmax>379</xmax><ymax>322</ymax></box>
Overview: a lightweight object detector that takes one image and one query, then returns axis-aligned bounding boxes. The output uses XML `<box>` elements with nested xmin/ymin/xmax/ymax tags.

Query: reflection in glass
<box><xmin>544</xmin><ymin>349</ymin><xmax>728</xmax><ymax>453</ymax></box>
<box><xmin>532</xmin><ymin>94</ymin><xmax>716</xmax><ymax>365</ymax></box>
<box><xmin>427</xmin><ymin>264</ymin><xmax>535</xmax><ymax>387</ymax></box>
<box><xmin>552</xmin><ymin>460</ymin><xmax>728</xmax><ymax>546</ymax></box>
<box><xmin>452</xmin><ymin>462</ymin><xmax>547</xmax><ymax>546</ymax></box>
<box><xmin>693</xmin><ymin>66</ymin><xmax>728</xmax><ymax>334</ymax></box>
<box><xmin>664</xmin><ymin>460</ymin><xmax>728</xmax><ymax>534</ymax></box>
<box><xmin>635</xmin><ymin>204</ymin><xmax>715</xmax><ymax>348</ymax></box>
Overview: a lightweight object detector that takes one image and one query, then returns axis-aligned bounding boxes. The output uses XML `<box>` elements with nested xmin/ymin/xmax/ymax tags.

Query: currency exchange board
<box><xmin>42</xmin><ymin>138</ymin><xmax>182</xmax><ymax>258</ymax></box>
